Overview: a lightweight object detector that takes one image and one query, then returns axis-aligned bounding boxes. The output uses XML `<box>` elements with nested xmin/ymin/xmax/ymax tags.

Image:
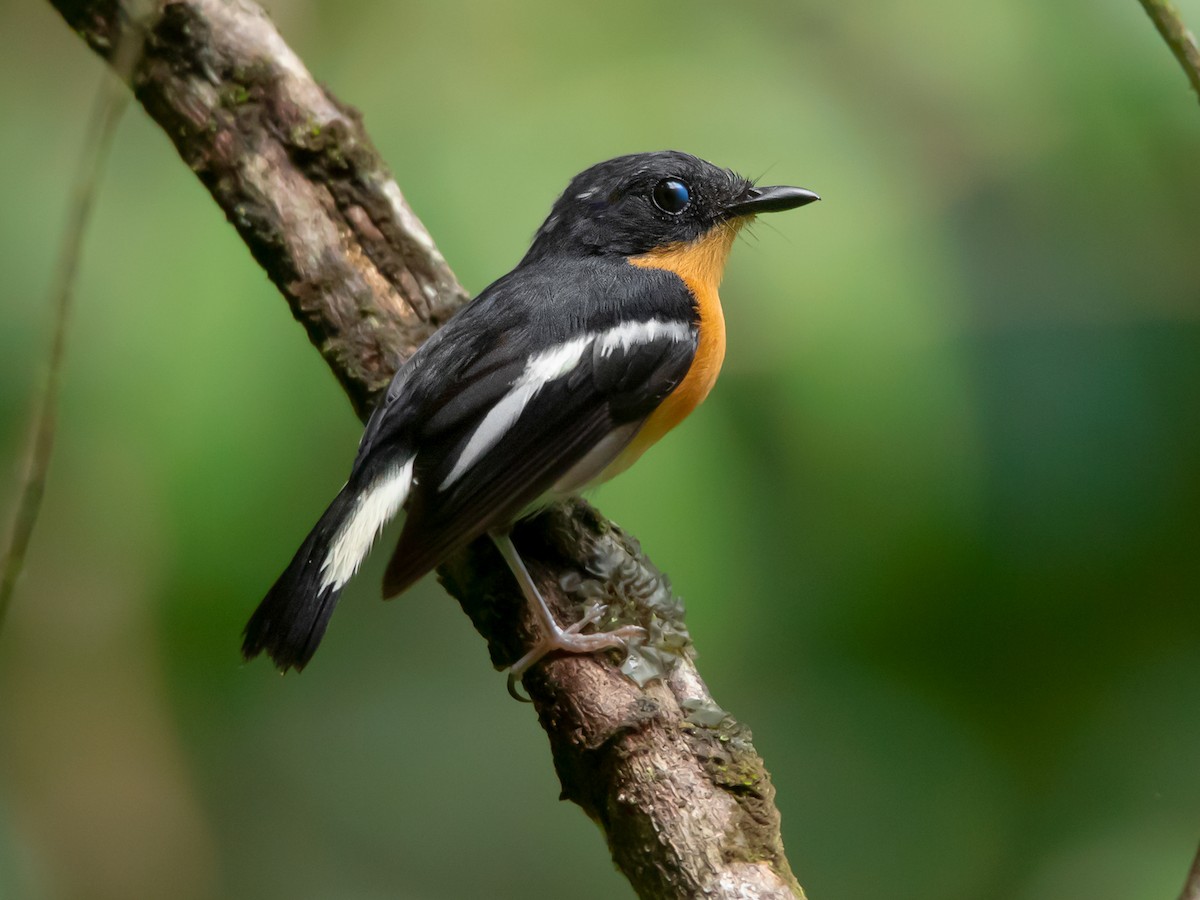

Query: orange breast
<box><xmin>602</xmin><ymin>223</ymin><xmax>739</xmax><ymax>479</ymax></box>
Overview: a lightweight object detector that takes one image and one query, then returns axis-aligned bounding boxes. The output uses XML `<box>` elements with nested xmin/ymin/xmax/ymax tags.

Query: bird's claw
<box><xmin>506</xmin><ymin>605</ymin><xmax>646</xmax><ymax>701</ymax></box>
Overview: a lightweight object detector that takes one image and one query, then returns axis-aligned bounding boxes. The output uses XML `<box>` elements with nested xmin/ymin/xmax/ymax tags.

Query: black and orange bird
<box><xmin>242</xmin><ymin>151</ymin><xmax>818</xmax><ymax>681</ymax></box>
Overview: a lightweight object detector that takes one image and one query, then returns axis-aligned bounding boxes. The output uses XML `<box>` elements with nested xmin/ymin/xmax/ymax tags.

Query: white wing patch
<box><xmin>321</xmin><ymin>458</ymin><xmax>415</xmax><ymax>591</ymax></box>
<box><xmin>439</xmin><ymin>336</ymin><xmax>590</xmax><ymax>489</ymax></box>
<box><xmin>596</xmin><ymin>319</ymin><xmax>692</xmax><ymax>357</ymax></box>
<box><xmin>439</xmin><ymin>320</ymin><xmax>691</xmax><ymax>491</ymax></box>
<box><xmin>527</xmin><ymin>334</ymin><xmax>595</xmax><ymax>383</ymax></box>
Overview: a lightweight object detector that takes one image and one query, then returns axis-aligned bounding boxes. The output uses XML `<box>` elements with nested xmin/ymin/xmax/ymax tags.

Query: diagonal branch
<box><xmin>46</xmin><ymin>1</ymin><xmax>804</xmax><ymax>896</ymax></box>
<box><xmin>1138</xmin><ymin>0</ymin><xmax>1200</xmax><ymax>104</ymax></box>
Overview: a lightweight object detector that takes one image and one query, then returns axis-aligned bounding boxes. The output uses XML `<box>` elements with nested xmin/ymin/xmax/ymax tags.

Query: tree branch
<box><xmin>1136</xmin><ymin>6</ymin><xmax>1200</xmax><ymax>895</ymax></box>
<box><xmin>46</xmin><ymin>1</ymin><xmax>804</xmax><ymax>896</ymax></box>
<box><xmin>1180</xmin><ymin>839</ymin><xmax>1200</xmax><ymax>900</ymax></box>
<box><xmin>1138</xmin><ymin>0</ymin><xmax>1200</xmax><ymax>104</ymax></box>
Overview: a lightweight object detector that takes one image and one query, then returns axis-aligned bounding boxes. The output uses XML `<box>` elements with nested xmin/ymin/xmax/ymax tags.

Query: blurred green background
<box><xmin>2</xmin><ymin>0</ymin><xmax>1200</xmax><ymax>897</ymax></box>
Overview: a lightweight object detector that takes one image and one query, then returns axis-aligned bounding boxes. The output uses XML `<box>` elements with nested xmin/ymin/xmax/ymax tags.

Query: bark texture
<box><xmin>48</xmin><ymin>1</ymin><xmax>805</xmax><ymax>896</ymax></box>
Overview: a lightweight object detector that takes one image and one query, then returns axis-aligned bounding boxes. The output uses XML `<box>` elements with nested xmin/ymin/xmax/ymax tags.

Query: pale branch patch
<box><xmin>46</xmin><ymin>1</ymin><xmax>805</xmax><ymax>896</ymax></box>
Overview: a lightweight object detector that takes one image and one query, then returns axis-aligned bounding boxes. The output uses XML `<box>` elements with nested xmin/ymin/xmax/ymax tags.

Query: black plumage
<box><xmin>242</xmin><ymin>151</ymin><xmax>819</xmax><ymax>673</ymax></box>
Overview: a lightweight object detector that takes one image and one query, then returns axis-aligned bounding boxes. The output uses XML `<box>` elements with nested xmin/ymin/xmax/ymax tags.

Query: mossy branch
<box><xmin>44</xmin><ymin>1</ymin><xmax>805</xmax><ymax>896</ymax></box>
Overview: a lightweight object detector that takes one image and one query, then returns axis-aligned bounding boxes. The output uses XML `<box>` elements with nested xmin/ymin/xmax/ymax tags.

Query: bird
<box><xmin>242</xmin><ymin>150</ymin><xmax>819</xmax><ymax>681</ymax></box>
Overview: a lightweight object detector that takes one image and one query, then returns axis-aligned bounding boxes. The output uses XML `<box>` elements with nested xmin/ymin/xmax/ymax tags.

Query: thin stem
<box><xmin>1137</xmin><ymin>0</ymin><xmax>1200</xmax><ymax>104</ymax></box>
<box><xmin>1136</xmin><ymin>6</ymin><xmax>1200</xmax><ymax>896</ymax></box>
<box><xmin>0</xmin><ymin>32</ymin><xmax>144</xmax><ymax>632</ymax></box>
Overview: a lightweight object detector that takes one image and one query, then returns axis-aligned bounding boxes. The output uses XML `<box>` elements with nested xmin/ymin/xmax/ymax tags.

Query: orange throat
<box><xmin>609</xmin><ymin>222</ymin><xmax>740</xmax><ymax>475</ymax></box>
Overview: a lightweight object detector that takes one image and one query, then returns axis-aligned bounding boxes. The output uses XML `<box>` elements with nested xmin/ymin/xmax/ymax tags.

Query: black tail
<box><xmin>242</xmin><ymin>485</ymin><xmax>360</xmax><ymax>672</ymax></box>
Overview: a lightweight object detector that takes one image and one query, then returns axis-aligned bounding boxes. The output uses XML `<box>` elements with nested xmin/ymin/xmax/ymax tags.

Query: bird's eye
<box><xmin>652</xmin><ymin>178</ymin><xmax>691</xmax><ymax>214</ymax></box>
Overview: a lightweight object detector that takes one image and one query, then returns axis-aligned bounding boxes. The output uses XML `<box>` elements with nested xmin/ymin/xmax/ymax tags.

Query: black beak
<box><xmin>725</xmin><ymin>185</ymin><xmax>821</xmax><ymax>217</ymax></box>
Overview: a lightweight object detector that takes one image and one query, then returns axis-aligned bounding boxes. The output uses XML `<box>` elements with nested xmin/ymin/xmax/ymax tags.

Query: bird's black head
<box><xmin>523</xmin><ymin>150</ymin><xmax>819</xmax><ymax>263</ymax></box>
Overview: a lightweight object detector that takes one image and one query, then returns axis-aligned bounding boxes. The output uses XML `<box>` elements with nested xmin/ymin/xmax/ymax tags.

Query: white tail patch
<box><xmin>321</xmin><ymin>458</ymin><xmax>415</xmax><ymax>591</ymax></box>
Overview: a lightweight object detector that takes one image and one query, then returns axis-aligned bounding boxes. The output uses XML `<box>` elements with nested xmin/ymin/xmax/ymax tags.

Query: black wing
<box><xmin>377</xmin><ymin>266</ymin><xmax>699</xmax><ymax>597</ymax></box>
<box><xmin>244</xmin><ymin>257</ymin><xmax>697</xmax><ymax>671</ymax></box>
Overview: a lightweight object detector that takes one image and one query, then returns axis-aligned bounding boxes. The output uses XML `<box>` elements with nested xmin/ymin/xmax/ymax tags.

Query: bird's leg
<box><xmin>490</xmin><ymin>529</ymin><xmax>645</xmax><ymax>685</ymax></box>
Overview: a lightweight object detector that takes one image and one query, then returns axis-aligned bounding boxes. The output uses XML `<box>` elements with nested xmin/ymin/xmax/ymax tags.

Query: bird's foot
<box><xmin>506</xmin><ymin>605</ymin><xmax>645</xmax><ymax>701</ymax></box>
